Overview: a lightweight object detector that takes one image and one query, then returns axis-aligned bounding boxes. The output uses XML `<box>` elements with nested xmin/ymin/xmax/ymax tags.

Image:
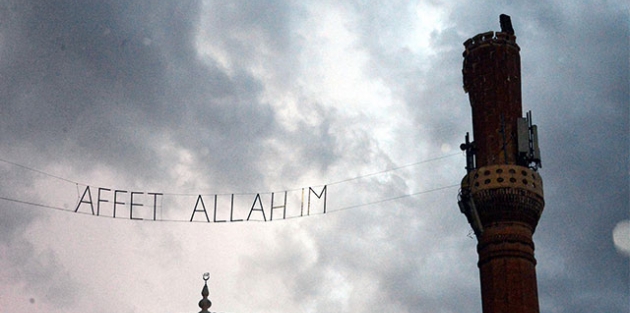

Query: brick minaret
<box><xmin>458</xmin><ymin>15</ymin><xmax>544</xmax><ymax>313</ymax></box>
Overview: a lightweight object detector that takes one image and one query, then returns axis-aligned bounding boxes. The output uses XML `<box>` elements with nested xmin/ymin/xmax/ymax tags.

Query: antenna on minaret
<box><xmin>517</xmin><ymin>111</ymin><xmax>542</xmax><ymax>170</ymax></box>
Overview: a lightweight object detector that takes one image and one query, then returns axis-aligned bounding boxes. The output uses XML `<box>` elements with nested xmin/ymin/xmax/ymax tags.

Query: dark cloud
<box><xmin>0</xmin><ymin>0</ymin><xmax>315</xmax><ymax>190</ymax></box>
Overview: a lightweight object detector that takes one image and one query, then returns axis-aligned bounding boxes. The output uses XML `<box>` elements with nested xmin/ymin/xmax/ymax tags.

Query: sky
<box><xmin>0</xmin><ymin>1</ymin><xmax>628</xmax><ymax>312</ymax></box>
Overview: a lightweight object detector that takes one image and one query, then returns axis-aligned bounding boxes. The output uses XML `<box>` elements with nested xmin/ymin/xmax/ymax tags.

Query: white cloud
<box><xmin>613</xmin><ymin>220</ymin><xmax>630</xmax><ymax>257</ymax></box>
<box><xmin>410</xmin><ymin>2</ymin><xmax>448</xmax><ymax>54</ymax></box>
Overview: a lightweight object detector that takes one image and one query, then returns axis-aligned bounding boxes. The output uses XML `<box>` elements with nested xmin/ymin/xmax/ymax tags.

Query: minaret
<box><xmin>458</xmin><ymin>15</ymin><xmax>544</xmax><ymax>313</ymax></box>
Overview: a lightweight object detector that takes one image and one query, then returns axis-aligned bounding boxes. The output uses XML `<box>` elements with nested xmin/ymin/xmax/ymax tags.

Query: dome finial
<box><xmin>198</xmin><ymin>273</ymin><xmax>212</xmax><ymax>313</ymax></box>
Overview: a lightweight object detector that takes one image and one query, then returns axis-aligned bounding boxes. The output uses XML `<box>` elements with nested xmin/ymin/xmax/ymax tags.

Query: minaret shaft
<box><xmin>477</xmin><ymin>223</ymin><xmax>540</xmax><ymax>313</ymax></box>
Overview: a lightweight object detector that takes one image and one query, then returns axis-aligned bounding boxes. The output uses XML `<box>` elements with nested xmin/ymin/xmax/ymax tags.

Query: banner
<box><xmin>0</xmin><ymin>153</ymin><xmax>461</xmax><ymax>223</ymax></box>
<box><xmin>73</xmin><ymin>185</ymin><xmax>327</xmax><ymax>223</ymax></box>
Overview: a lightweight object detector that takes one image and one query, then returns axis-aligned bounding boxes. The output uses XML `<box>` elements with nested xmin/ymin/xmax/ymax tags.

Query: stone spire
<box><xmin>198</xmin><ymin>273</ymin><xmax>212</xmax><ymax>313</ymax></box>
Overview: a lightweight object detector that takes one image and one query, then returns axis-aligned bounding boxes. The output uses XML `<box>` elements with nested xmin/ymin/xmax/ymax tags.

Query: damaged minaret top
<box><xmin>500</xmin><ymin>14</ymin><xmax>514</xmax><ymax>35</ymax></box>
<box><xmin>462</xmin><ymin>14</ymin><xmax>522</xmax><ymax>167</ymax></box>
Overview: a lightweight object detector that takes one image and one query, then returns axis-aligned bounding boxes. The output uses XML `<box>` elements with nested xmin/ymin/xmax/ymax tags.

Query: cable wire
<box><xmin>0</xmin><ymin>157</ymin><xmax>83</xmax><ymax>185</ymax></box>
<box><xmin>324</xmin><ymin>152</ymin><xmax>460</xmax><ymax>187</ymax></box>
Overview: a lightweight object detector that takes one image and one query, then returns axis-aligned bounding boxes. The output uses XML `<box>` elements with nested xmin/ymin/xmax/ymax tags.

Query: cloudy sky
<box><xmin>0</xmin><ymin>1</ymin><xmax>628</xmax><ymax>312</ymax></box>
